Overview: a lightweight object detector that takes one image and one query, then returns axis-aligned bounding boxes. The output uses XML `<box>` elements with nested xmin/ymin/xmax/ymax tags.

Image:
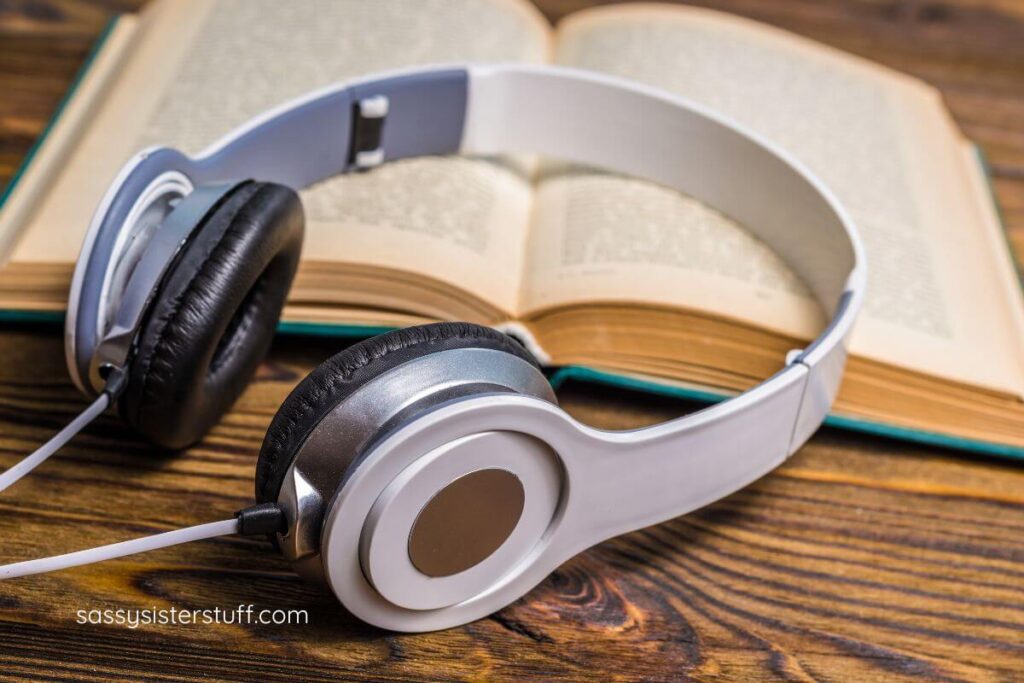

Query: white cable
<box><xmin>0</xmin><ymin>518</ymin><xmax>240</xmax><ymax>579</ymax></box>
<box><xmin>0</xmin><ymin>393</ymin><xmax>110</xmax><ymax>493</ymax></box>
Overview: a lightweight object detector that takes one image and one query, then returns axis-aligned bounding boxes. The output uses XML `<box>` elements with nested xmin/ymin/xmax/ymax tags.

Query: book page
<box><xmin>524</xmin><ymin>4</ymin><xmax>1024</xmax><ymax>396</ymax></box>
<box><xmin>10</xmin><ymin>0</ymin><xmax>550</xmax><ymax>315</ymax></box>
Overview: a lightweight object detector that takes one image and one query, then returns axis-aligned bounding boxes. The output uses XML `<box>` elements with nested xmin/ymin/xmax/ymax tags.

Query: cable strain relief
<box><xmin>100</xmin><ymin>365</ymin><xmax>129</xmax><ymax>399</ymax></box>
<box><xmin>235</xmin><ymin>503</ymin><xmax>287</xmax><ymax>536</ymax></box>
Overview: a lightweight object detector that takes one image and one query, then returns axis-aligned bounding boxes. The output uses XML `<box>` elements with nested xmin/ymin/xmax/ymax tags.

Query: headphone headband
<box><xmin>68</xmin><ymin>63</ymin><xmax>864</xmax><ymax>456</ymax></box>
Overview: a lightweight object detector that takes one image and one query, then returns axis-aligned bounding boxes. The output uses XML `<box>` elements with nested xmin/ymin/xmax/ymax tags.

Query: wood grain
<box><xmin>1</xmin><ymin>1</ymin><xmax>1024</xmax><ymax>681</ymax></box>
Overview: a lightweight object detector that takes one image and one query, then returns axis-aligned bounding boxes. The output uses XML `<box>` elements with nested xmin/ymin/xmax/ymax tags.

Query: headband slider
<box><xmin>350</xmin><ymin>95</ymin><xmax>389</xmax><ymax>169</ymax></box>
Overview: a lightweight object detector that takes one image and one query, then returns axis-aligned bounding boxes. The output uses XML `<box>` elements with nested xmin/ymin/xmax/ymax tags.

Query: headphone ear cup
<box><xmin>118</xmin><ymin>181</ymin><xmax>304</xmax><ymax>449</ymax></box>
<box><xmin>255</xmin><ymin>322</ymin><xmax>542</xmax><ymax>505</ymax></box>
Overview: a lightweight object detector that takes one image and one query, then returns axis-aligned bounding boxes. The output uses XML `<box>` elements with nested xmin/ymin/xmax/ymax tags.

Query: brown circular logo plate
<box><xmin>408</xmin><ymin>468</ymin><xmax>525</xmax><ymax>578</ymax></box>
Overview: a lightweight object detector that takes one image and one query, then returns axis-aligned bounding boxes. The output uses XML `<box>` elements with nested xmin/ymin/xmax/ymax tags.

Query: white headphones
<box><xmin>0</xmin><ymin>64</ymin><xmax>864</xmax><ymax>632</ymax></box>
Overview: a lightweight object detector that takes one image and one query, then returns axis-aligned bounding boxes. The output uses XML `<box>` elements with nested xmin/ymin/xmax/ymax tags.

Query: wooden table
<box><xmin>2</xmin><ymin>1</ymin><xmax>1023</xmax><ymax>681</ymax></box>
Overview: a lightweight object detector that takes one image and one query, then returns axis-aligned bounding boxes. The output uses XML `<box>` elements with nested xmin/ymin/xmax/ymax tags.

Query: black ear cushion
<box><xmin>118</xmin><ymin>181</ymin><xmax>304</xmax><ymax>449</ymax></box>
<box><xmin>254</xmin><ymin>322</ymin><xmax>539</xmax><ymax>504</ymax></box>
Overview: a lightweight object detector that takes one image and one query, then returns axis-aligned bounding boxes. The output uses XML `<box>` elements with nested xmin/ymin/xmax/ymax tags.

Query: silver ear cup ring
<box><xmin>357</xmin><ymin>428</ymin><xmax>562</xmax><ymax>612</ymax></box>
<box><xmin>66</xmin><ymin>148</ymin><xmax>198</xmax><ymax>395</ymax></box>
<box><xmin>319</xmin><ymin>394</ymin><xmax>569</xmax><ymax>632</ymax></box>
<box><xmin>65</xmin><ymin>167</ymin><xmax>240</xmax><ymax>394</ymax></box>
<box><xmin>86</xmin><ymin>183</ymin><xmax>238</xmax><ymax>391</ymax></box>
<box><xmin>274</xmin><ymin>347</ymin><xmax>555</xmax><ymax>583</ymax></box>
<box><xmin>98</xmin><ymin>171</ymin><xmax>193</xmax><ymax>339</ymax></box>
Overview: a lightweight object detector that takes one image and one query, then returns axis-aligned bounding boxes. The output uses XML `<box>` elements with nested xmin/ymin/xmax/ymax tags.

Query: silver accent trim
<box><xmin>275</xmin><ymin>348</ymin><xmax>553</xmax><ymax>579</ymax></box>
<box><xmin>88</xmin><ymin>184</ymin><xmax>234</xmax><ymax>388</ymax></box>
<box><xmin>277</xmin><ymin>467</ymin><xmax>325</xmax><ymax>582</ymax></box>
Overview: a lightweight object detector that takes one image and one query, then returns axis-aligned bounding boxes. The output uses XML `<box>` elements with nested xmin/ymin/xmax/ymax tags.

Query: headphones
<box><xmin>0</xmin><ymin>64</ymin><xmax>864</xmax><ymax>632</ymax></box>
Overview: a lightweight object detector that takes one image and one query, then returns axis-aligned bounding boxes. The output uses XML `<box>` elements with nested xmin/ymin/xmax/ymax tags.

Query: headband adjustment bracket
<box><xmin>350</xmin><ymin>95</ymin><xmax>389</xmax><ymax>169</ymax></box>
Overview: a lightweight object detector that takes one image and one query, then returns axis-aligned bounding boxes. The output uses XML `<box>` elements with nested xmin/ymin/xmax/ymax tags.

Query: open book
<box><xmin>1</xmin><ymin>0</ymin><xmax>1023</xmax><ymax>457</ymax></box>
